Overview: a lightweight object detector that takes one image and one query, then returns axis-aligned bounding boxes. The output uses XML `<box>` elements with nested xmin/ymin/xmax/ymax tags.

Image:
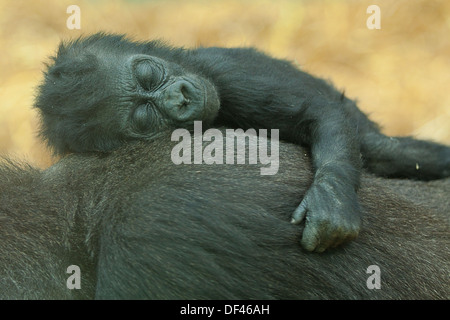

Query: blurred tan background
<box><xmin>0</xmin><ymin>0</ymin><xmax>449</xmax><ymax>168</ymax></box>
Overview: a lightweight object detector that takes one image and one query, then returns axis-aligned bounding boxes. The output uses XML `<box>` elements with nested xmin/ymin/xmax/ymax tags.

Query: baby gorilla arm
<box><xmin>191</xmin><ymin>47</ymin><xmax>364</xmax><ymax>252</ymax></box>
<box><xmin>291</xmin><ymin>105</ymin><xmax>361</xmax><ymax>252</ymax></box>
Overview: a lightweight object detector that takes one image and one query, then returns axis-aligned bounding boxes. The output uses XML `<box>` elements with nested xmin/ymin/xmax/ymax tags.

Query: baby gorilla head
<box><xmin>35</xmin><ymin>33</ymin><xmax>220</xmax><ymax>154</ymax></box>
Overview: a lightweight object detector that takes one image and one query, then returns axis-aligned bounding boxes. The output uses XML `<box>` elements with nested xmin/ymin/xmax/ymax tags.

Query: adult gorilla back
<box><xmin>0</xmin><ymin>132</ymin><xmax>449</xmax><ymax>299</ymax></box>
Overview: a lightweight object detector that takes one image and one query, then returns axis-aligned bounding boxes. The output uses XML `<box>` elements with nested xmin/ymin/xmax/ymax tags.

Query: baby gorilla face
<box><xmin>35</xmin><ymin>44</ymin><xmax>220</xmax><ymax>154</ymax></box>
<box><xmin>119</xmin><ymin>54</ymin><xmax>220</xmax><ymax>137</ymax></box>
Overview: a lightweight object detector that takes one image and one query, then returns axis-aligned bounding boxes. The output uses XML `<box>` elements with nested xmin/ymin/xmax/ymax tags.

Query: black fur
<box><xmin>34</xmin><ymin>33</ymin><xmax>450</xmax><ymax>252</ymax></box>
<box><xmin>1</xmin><ymin>133</ymin><xmax>449</xmax><ymax>299</ymax></box>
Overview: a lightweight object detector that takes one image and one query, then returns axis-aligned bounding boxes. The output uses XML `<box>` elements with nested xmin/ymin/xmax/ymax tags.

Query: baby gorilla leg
<box><xmin>361</xmin><ymin>132</ymin><xmax>450</xmax><ymax>180</ymax></box>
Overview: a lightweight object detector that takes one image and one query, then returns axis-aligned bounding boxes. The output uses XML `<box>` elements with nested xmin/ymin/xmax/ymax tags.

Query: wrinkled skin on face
<box><xmin>36</xmin><ymin>40</ymin><xmax>220</xmax><ymax>154</ymax></box>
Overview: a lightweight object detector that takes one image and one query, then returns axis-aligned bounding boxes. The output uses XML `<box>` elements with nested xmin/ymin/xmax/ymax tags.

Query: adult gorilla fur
<box><xmin>0</xmin><ymin>132</ymin><xmax>449</xmax><ymax>299</ymax></box>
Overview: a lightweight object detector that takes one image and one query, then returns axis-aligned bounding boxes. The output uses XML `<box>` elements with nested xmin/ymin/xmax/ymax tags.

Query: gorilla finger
<box><xmin>291</xmin><ymin>201</ymin><xmax>308</xmax><ymax>224</ymax></box>
<box><xmin>300</xmin><ymin>223</ymin><xmax>320</xmax><ymax>252</ymax></box>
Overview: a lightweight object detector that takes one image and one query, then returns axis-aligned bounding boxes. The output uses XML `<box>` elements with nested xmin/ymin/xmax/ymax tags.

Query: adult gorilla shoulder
<box><xmin>34</xmin><ymin>33</ymin><xmax>450</xmax><ymax>253</ymax></box>
<box><xmin>1</xmin><ymin>132</ymin><xmax>449</xmax><ymax>299</ymax></box>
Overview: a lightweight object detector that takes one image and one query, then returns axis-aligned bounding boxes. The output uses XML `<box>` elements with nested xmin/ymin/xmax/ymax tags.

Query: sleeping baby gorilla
<box><xmin>35</xmin><ymin>33</ymin><xmax>450</xmax><ymax>252</ymax></box>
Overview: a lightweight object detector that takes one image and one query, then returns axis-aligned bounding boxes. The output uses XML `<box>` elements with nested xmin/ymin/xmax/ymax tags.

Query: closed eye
<box><xmin>131</xmin><ymin>103</ymin><xmax>153</xmax><ymax>132</ymax></box>
<box><xmin>134</xmin><ymin>60</ymin><xmax>164</xmax><ymax>91</ymax></box>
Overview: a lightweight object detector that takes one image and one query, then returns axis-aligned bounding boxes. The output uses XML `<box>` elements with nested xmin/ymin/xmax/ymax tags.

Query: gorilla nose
<box><xmin>163</xmin><ymin>80</ymin><xmax>202</xmax><ymax>121</ymax></box>
<box><xmin>164</xmin><ymin>80</ymin><xmax>194</xmax><ymax>108</ymax></box>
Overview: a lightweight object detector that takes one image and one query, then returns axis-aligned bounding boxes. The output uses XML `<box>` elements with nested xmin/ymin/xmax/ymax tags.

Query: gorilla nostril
<box><xmin>179</xmin><ymin>81</ymin><xmax>194</xmax><ymax>99</ymax></box>
<box><xmin>177</xmin><ymin>81</ymin><xmax>194</xmax><ymax>107</ymax></box>
<box><xmin>180</xmin><ymin>83</ymin><xmax>188</xmax><ymax>98</ymax></box>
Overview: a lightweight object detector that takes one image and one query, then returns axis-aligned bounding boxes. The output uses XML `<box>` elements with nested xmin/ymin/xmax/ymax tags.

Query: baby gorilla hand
<box><xmin>291</xmin><ymin>180</ymin><xmax>361</xmax><ymax>252</ymax></box>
